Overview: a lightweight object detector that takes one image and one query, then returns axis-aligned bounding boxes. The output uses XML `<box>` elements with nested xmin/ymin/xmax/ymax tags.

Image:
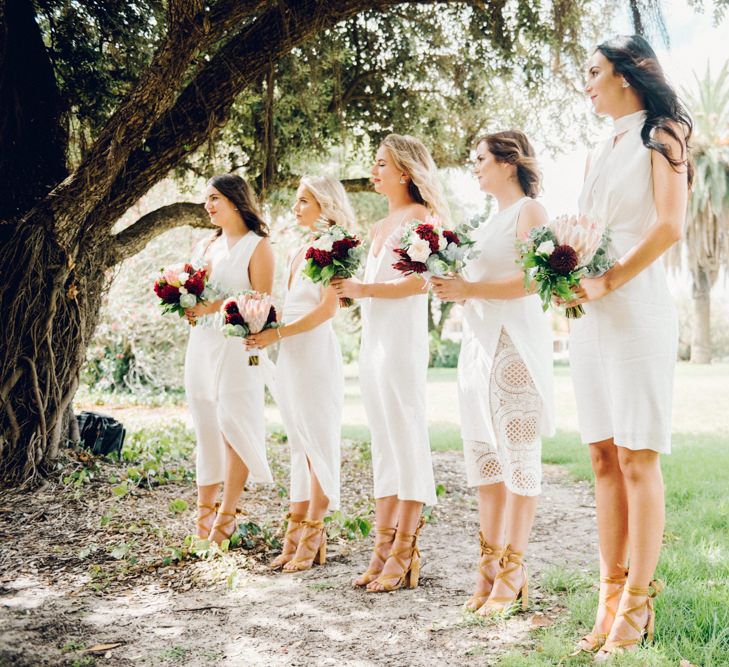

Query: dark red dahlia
<box><xmin>392</xmin><ymin>248</ymin><xmax>427</xmax><ymax>274</ymax></box>
<box><xmin>154</xmin><ymin>281</ymin><xmax>180</xmax><ymax>303</ymax></box>
<box><xmin>548</xmin><ymin>245</ymin><xmax>579</xmax><ymax>275</ymax></box>
<box><xmin>226</xmin><ymin>312</ymin><xmax>245</xmax><ymax>327</ymax></box>
<box><xmin>443</xmin><ymin>230</ymin><xmax>460</xmax><ymax>246</ymax></box>
<box><xmin>331</xmin><ymin>237</ymin><xmax>359</xmax><ymax>259</ymax></box>
<box><xmin>266</xmin><ymin>306</ymin><xmax>277</xmax><ymax>325</ymax></box>
<box><xmin>185</xmin><ymin>274</ymin><xmax>205</xmax><ymax>296</ymax></box>
<box><xmin>415</xmin><ymin>223</ymin><xmax>440</xmax><ymax>253</ymax></box>
<box><xmin>223</xmin><ymin>300</ymin><xmax>240</xmax><ymax>314</ymax></box>
<box><xmin>305</xmin><ymin>247</ymin><xmax>333</xmax><ymax>266</ymax></box>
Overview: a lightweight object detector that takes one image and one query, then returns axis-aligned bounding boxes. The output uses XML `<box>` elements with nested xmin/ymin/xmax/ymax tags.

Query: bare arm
<box><xmin>249</xmin><ymin>237</ymin><xmax>275</xmax><ymax>294</ymax></box>
<box><xmin>431</xmin><ymin>200</ymin><xmax>548</xmax><ymax>302</ymax></box>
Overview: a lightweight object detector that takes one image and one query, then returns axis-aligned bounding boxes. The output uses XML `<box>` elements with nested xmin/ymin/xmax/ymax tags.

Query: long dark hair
<box><xmin>207</xmin><ymin>173</ymin><xmax>269</xmax><ymax>239</ymax></box>
<box><xmin>476</xmin><ymin>130</ymin><xmax>541</xmax><ymax>198</ymax></box>
<box><xmin>596</xmin><ymin>34</ymin><xmax>693</xmax><ymax>185</ymax></box>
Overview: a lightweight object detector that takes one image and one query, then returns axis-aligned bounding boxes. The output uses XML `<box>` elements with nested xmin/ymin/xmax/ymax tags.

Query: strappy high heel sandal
<box><xmin>353</xmin><ymin>526</ymin><xmax>396</xmax><ymax>587</ymax></box>
<box><xmin>570</xmin><ymin>567</ymin><xmax>629</xmax><ymax>655</ymax></box>
<box><xmin>478</xmin><ymin>544</ymin><xmax>528</xmax><ymax>616</ymax></box>
<box><xmin>283</xmin><ymin>519</ymin><xmax>326</xmax><ymax>572</ymax></box>
<box><xmin>595</xmin><ymin>580</ymin><xmax>663</xmax><ymax>661</ymax></box>
<box><xmin>196</xmin><ymin>501</ymin><xmax>219</xmax><ymax>538</ymax></box>
<box><xmin>464</xmin><ymin>532</ymin><xmax>502</xmax><ymax>611</ymax></box>
<box><xmin>366</xmin><ymin>518</ymin><xmax>424</xmax><ymax>593</ymax></box>
<box><xmin>209</xmin><ymin>507</ymin><xmax>241</xmax><ymax>545</ymax></box>
<box><xmin>270</xmin><ymin>512</ymin><xmax>305</xmax><ymax>570</ymax></box>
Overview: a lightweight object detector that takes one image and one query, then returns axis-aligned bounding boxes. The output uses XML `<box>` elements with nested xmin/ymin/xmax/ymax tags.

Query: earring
<box><xmin>399</xmin><ymin>177</ymin><xmax>406</xmax><ymax>184</ymax></box>
<box><xmin>621</xmin><ymin>80</ymin><xmax>630</xmax><ymax>88</ymax></box>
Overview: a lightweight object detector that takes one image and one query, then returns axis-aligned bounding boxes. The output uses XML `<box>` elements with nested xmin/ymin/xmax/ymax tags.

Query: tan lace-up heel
<box><xmin>270</xmin><ymin>512</ymin><xmax>305</xmax><ymax>570</ymax></box>
<box><xmin>464</xmin><ymin>532</ymin><xmax>502</xmax><ymax>611</ymax></box>
<box><xmin>283</xmin><ymin>519</ymin><xmax>327</xmax><ymax>572</ymax></box>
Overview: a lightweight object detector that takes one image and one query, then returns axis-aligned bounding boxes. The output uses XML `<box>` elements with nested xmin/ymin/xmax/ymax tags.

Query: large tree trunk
<box><xmin>690</xmin><ymin>267</ymin><xmax>712</xmax><ymax>364</ymax></box>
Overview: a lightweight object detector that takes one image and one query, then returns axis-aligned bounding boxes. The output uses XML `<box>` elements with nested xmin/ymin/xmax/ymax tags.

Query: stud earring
<box><xmin>399</xmin><ymin>177</ymin><xmax>406</xmax><ymax>184</ymax></box>
<box><xmin>621</xmin><ymin>80</ymin><xmax>630</xmax><ymax>88</ymax></box>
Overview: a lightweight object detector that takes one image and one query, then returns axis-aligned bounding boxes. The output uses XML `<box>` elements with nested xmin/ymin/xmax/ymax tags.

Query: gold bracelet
<box><xmin>276</xmin><ymin>326</ymin><xmax>283</xmax><ymax>340</ymax></box>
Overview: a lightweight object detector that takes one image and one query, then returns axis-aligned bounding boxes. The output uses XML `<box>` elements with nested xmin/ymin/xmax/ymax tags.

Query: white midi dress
<box><xmin>359</xmin><ymin>225</ymin><xmax>437</xmax><ymax>506</ymax></box>
<box><xmin>184</xmin><ymin>232</ymin><xmax>273</xmax><ymax>486</ymax></box>
<box><xmin>276</xmin><ymin>253</ymin><xmax>343</xmax><ymax>510</ymax></box>
<box><xmin>458</xmin><ymin>197</ymin><xmax>555</xmax><ymax>496</ymax></box>
<box><xmin>570</xmin><ymin>110</ymin><xmax>678</xmax><ymax>454</ymax></box>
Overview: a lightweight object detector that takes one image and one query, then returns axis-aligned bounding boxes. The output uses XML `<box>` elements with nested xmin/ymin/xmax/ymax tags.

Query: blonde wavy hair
<box><xmin>380</xmin><ymin>133</ymin><xmax>452</xmax><ymax>226</ymax></box>
<box><xmin>299</xmin><ymin>175</ymin><xmax>356</xmax><ymax>229</ymax></box>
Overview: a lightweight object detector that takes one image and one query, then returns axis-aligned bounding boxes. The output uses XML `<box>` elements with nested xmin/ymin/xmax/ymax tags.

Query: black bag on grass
<box><xmin>76</xmin><ymin>411</ymin><xmax>126</xmax><ymax>457</ymax></box>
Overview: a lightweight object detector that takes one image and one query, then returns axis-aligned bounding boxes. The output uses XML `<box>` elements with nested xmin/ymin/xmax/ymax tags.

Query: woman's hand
<box><xmin>331</xmin><ymin>277</ymin><xmax>366</xmax><ymax>300</ymax></box>
<box><xmin>184</xmin><ymin>300</ymin><xmax>213</xmax><ymax>325</ymax></box>
<box><xmin>430</xmin><ymin>274</ymin><xmax>471</xmax><ymax>302</ymax></box>
<box><xmin>557</xmin><ymin>273</ymin><xmax>611</xmax><ymax>308</ymax></box>
<box><xmin>245</xmin><ymin>327</ymin><xmax>280</xmax><ymax>350</ymax></box>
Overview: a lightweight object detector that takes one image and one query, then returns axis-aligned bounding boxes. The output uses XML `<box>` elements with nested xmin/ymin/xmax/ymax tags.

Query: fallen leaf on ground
<box><xmin>83</xmin><ymin>643</ymin><xmax>123</xmax><ymax>654</ymax></box>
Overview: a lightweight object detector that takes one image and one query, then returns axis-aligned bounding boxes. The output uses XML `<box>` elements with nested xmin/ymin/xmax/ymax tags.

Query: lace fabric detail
<box><xmin>463</xmin><ymin>328</ymin><xmax>542</xmax><ymax>495</ymax></box>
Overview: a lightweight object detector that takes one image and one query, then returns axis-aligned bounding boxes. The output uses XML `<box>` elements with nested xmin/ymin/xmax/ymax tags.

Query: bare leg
<box><xmin>602</xmin><ymin>447</ymin><xmax>664</xmax><ymax>646</ymax></box>
<box><xmin>479</xmin><ymin>490</ymin><xmax>537</xmax><ymax>614</ymax></box>
<box><xmin>354</xmin><ymin>495</ymin><xmax>398</xmax><ymax>586</ymax></box>
<box><xmin>210</xmin><ymin>439</ymin><xmax>249</xmax><ymax>544</ymax></box>
<box><xmin>585</xmin><ymin>439</ymin><xmax>630</xmax><ymax>636</ymax></box>
<box><xmin>467</xmin><ymin>482</ymin><xmax>507</xmax><ymax>606</ymax></box>
<box><xmin>367</xmin><ymin>499</ymin><xmax>423</xmax><ymax>592</ymax></box>
<box><xmin>196</xmin><ymin>483</ymin><xmax>221</xmax><ymax>538</ymax></box>
<box><xmin>304</xmin><ymin>461</ymin><xmax>330</xmax><ymax>522</ymax></box>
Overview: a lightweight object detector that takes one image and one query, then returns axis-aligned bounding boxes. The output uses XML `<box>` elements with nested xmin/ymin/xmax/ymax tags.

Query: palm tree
<box><xmin>680</xmin><ymin>63</ymin><xmax>729</xmax><ymax>363</ymax></box>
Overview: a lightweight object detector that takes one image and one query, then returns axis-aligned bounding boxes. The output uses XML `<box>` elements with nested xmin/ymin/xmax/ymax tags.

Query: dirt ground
<box><xmin>0</xmin><ymin>432</ymin><xmax>598</xmax><ymax>667</ymax></box>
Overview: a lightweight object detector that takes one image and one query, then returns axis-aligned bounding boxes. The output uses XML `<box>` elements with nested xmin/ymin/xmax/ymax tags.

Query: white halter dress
<box><xmin>184</xmin><ymin>233</ymin><xmax>273</xmax><ymax>486</ymax></box>
<box><xmin>358</xmin><ymin>223</ymin><xmax>437</xmax><ymax>506</ymax></box>
<box><xmin>275</xmin><ymin>252</ymin><xmax>343</xmax><ymax>510</ymax></box>
<box><xmin>457</xmin><ymin>197</ymin><xmax>555</xmax><ymax>496</ymax></box>
<box><xmin>570</xmin><ymin>110</ymin><xmax>678</xmax><ymax>454</ymax></box>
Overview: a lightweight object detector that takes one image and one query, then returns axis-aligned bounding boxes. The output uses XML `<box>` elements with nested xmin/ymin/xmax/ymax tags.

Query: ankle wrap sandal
<box><xmin>596</xmin><ymin>580</ymin><xmax>663</xmax><ymax>660</ymax></box>
<box><xmin>270</xmin><ymin>512</ymin><xmax>306</xmax><ymax>570</ymax></box>
<box><xmin>571</xmin><ymin>567</ymin><xmax>629</xmax><ymax>655</ymax></box>
<box><xmin>479</xmin><ymin>544</ymin><xmax>528</xmax><ymax>616</ymax></box>
<box><xmin>196</xmin><ymin>501</ymin><xmax>220</xmax><ymax>537</ymax></box>
<box><xmin>464</xmin><ymin>532</ymin><xmax>502</xmax><ymax>611</ymax></box>
<box><xmin>354</xmin><ymin>526</ymin><xmax>396</xmax><ymax>587</ymax></box>
<box><xmin>367</xmin><ymin>518</ymin><xmax>424</xmax><ymax>593</ymax></box>
<box><xmin>283</xmin><ymin>519</ymin><xmax>327</xmax><ymax>572</ymax></box>
<box><xmin>209</xmin><ymin>507</ymin><xmax>242</xmax><ymax>544</ymax></box>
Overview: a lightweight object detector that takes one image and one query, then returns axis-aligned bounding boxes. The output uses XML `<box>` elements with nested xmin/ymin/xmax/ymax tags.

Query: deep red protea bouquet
<box><xmin>518</xmin><ymin>214</ymin><xmax>613</xmax><ymax>318</ymax></box>
<box><xmin>221</xmin><ymin>291</ymin><xmax>279</xmax><ymax>365</ymax></box>
<box><xmin>302</xmin><ymin>224</ymin><xmax>364</xmax><ymax>307</ymax></box>
<box><xmin>392</xmin><ymin>215</ymin><xmax>480</xmax><ymax>278</ymax></box>
<box><xmin>153</xmin><ymin>262</ymin><xmax>210</xmax><ymax>325</ymax></box>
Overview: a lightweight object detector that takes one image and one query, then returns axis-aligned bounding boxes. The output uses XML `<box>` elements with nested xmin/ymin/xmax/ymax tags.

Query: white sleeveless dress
<box><xmin>570</xmin><ymin>110</ymin><xmax>678</xmax><ymax>454</ymax></box>
<box><xmin>359</xmin><ymin>223</ymin><xmax>437</xmax><ymax>506</ymax></box>
<box><xmin>458</xmin><ymin>197</ymin><xmax>555</xmax><ymax>496</ymax></box>
<box><xmin>276</xmin><ymin>252</ymin><xmax>343</xmax><ymax>510</ymax></box>
<box><xmin>184</xmin><ymin>233</ymin><xmax>273</xmax><ymax>486</ymax></box>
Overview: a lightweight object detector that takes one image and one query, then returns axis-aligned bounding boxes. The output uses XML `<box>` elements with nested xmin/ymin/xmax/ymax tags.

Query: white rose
<box><xmin>313</xmin><ymin>236</ymin><xmax>334</xmax><ymax>251</ymax></box>
<box><xmin>537</xmin><ymin>240</ymin><xmax>555</xmax><ymax>256</ymax></box>
<box><xmin>178</xmin><ymin>271</ymin><xmax>190</xmax><ymax>284</ymax></box>
<box><xmin>408</xmin><ymin>237</ymin><xmax>432</xmax><ymax>263</ymax></box>
<box><xmin>179</xmin><ymin>293</ymin><xmax>197</xmax><ymax>308</ymax></box>
<box><xmin>178</xmin><ymin>286</ymin><xmax>188</xmax><ymax>295</ymax></box>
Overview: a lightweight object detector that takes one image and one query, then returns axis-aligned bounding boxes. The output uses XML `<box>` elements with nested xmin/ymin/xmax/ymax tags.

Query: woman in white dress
<box><xmin>184</xmin><ymin>174</ymin><xmax>275</xmax><ymax>545</ymax></box>
<box><xmin>564</xmin><ymin>35</ymin><xmax>691</xmax><ymax>658</ymax></box>
<box><xmin>432</xmin><ymin>131</ymin><xmax>554</xmax><ymax>616</ymax></box>
<box><xmin>333</xmin><ymin>134</ymin><xmax>450</xmax><ymax>592</ymax></box>
<box><xmin>246</xmin><ymin>176</ymin><xmax>350</xmax><ymax>572</ymax></box>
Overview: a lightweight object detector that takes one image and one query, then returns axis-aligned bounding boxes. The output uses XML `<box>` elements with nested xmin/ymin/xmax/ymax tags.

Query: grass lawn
<box><xmin>303</xmin><ymin>362</ymin><xmax>729</xmax><ymax>666</ymax></box>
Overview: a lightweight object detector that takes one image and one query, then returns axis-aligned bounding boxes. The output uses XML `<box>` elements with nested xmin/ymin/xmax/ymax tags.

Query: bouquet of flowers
<box><xmin>302</xmin><ymin>224</ymin><xmax>364</xmax><ymax>307</ymax></box>
<box><xmin>221</xmin><ymin>291</ymin><xmax>279</xmax><ymax>365</ymax></box>
<box><xmin>518</xmin><ymin>214</ymin><xmax>614</xmax><ymax>318</ymax></box>
<box><xmin>392</xmin><ymin>215</ymin><xmax>481</xmax><ymax>279</ymax></box>
<box><xmin>153</xmin><ymin>262</ymin><xmax>211</xmax><ymax>324</ymax></box>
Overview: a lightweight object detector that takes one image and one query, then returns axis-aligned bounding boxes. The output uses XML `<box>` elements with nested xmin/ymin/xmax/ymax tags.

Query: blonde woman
<box><xmin>432</xmin><ymin>131</ymin><xmax>555</xmax><ymax>616</ymax></box>
<box><xmin>185</xmin><ymin>174</ymin><xmax>275</xmax><ymax>544</ymax></box>
<box><xmin>246</xmin><ymin>176</ymin><xmax>352</xmax><ymax>572</ymax></box>
<box><xmin>333</xmin><ymin>134</ymin><xmax>451</xmax><ymax>592</ymax></box>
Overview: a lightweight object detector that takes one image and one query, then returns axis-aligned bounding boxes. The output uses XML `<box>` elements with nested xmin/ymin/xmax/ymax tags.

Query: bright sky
<box><xmin>450</xmin><ymin>0</ymin><xmax>728</xmax><ymax>219</ymax></box>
